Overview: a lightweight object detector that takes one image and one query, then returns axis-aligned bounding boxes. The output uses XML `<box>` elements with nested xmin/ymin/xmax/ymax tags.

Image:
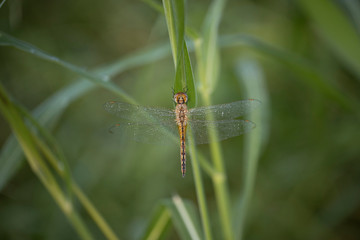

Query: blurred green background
<box><xmin>1</xmin><ymin>0</ymin><xmax>360</xmax><ymax>239</ymax></box>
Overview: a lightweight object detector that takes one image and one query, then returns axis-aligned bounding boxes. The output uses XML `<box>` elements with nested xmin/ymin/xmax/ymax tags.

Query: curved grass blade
<box><xmin>0</xmin><ymin>84</ymin><xmax>95</xmax><ymax>240</ymax></box>
<box><xmin>171</xmin><ymin>195</ymin><xmax>202</xmax><ymax>240</ymax></box>
<box><xmin>0</xmin><ymin>42</ymin><xmax>171</xmax><ymax>190</ymax></box>
<box><xmin>162</xmin><ymin>0</ymin><xmax>184</xmax><ymax>67</ymax></box>
<box><xmin>162</xmin><ymin>0</ymin><xmax>196</xmax><ymax>107</ymax></box>
<box><xmin>196</xmin><ymin>1</ymin><xmax>234</xmax><ymax>240</ymax></box>
<box><xmin>141</xmin><ymin>205</ymin><xmax>172</xmax><ymax>240</ymax></box>
<box><xmin>219</xmin><ymin>34</ymin><xmax>356</xmax><ymax>112</ymax></box>
<box><xmin>198</xmin><ymin>0</ymin><xmax>226</xmax><ymax>95</ymax></box>
<box><xmin>12</xmin><ymin>105</ymin><xmax>120</xmax><ymax>240</ymax></box>
<box><xmin>342</xmin><ymin>0</ymin><xmax>360</xmax><ymax>33</ymax></box>
<box><xmin>183</xmin><ymin>43</ymin><xmax>196</xmax><ymax>108</ymax></box>
<box><xmin>164</xmin><ymin>195</ymin><xmax>202</xmax><ymax>240</ymax></box>
<box><xmin>233</xmin><ymin>57</ymin><xmax>270</xmax><ymax>240</ymax></box>
<box><xmin>187</xmin><ymin>128</ymin><xmax>213</xmax><ymax>240</ymax></box>
<box><xmin>142</xmin><ymin>0</ymin><xmax>164</xmax><ymax>13</ymax></box>
<box><xmin>0</xmin><ymin>0</ymin><xmax>6</xmax><ymax>8</ymax></box>
<box><xmin>297</xmin><ymin>0</ymin><xmax>360</xmax><ymax>82</ymax></box>
<box><xmin>0</xmin><ymin>31</ymin><xmax>134</xmax><ymax>104</ymax></box>
<box><xmin>142</xmin><ymin>196</ymin><xmax>202</xmax><ymax>240</ymax></box>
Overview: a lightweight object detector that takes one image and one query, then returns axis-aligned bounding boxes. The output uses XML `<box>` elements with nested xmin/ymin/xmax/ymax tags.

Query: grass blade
<box><xmin>141</xmin><ymin>205</ymin><xmax>172</xmax><ymax>240</ymax></box>
<box><xmin>0</xmin><ymin>42</ymin><xmax>171</xmax><ymax>191</ymax></box>
<box><xmin>297</xmin><ymin>0</ymin><xmax>360</xmax><ymax>81</ymax></box>
<box><xmin>162</xmin><ymin>0</ymin><xmax>184</xmax><ymax>66</ymax></box>
<box><xmin>233</xmin><ymin>57</ymin><xmax>270</xmax><ymax>240</ymax></box>
<box><xmin>142</xmin><ymin>0</ymin><xmax>164</xmax><ymax>13</ymax></box>
<box><xmin>143</xmin><ymin>197</ymin><xmax>202</xmax><ymax>240</ymax></box>
<box><xmin>188</xmin><ymin>129</ymin><xmax>213</xmax><ymax>240</ymax></box>
<box><xmin>219</xmin><ymin>34</ymin><xmax>355</xmax><ymax>112</ymax></box>
<box><xmin>162</xmin><ymin>0</ymin><xmax>196</xmax><ymax>107</ymax></box>
<box><xmin>0</xmin><ymin>0</ymin><xmax>6</xmax><ymax>8</ymax></box>
<box><xmin>196</xmin><ymin>1</ymin><xmax>233</xmax><ymax>239</ymax></box>
<box><xmin>165</xmin><ymin>195</ymin><xmax>202</xmax><ymax>240</ymax></box>
<box><xmin>198</xmin><ymin>0</ymin><xmax>226</xmax><ymax>95</ymax></box>
<box><xmin>0</xmin><ymin>31</ymin><xmax>134</xmax><ymax>103</ymax></box>
<box><xmin>0</xmin><ymin>84</ymin><xmax>94</xmax><ymax>240</ymax></box>
<box><xmin>171</xmin><ymin>195</ymin><xmax>202</xmax><ymax>240</ymax></box>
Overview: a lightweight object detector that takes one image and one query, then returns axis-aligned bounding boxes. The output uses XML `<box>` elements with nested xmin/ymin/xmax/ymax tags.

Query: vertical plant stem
<box><xmin>202</xmin><ymin>93</ymin><xmax>233</xmax><ymax>240</ymax></box>
<box><xmin>0</xmin><ymin>85</ymin><xmax>94</xmax><ymax>240</ymax></box>
<box><xmin>234</xmin><ymin>58</ymin><xmax>268</xmax><ymax>240</ymax></box>
<box><xmin>188</xmin><ymin>130</ymin><xmax>213</xmax><ymax>240</ymax></box>
<box><xmin>72</xmin><ymin>184</ymin><xmax>120</xmax><ymax>240</ymax></box>
<box><xmin>33</xmin><ymin>133</ymin><xmax>120</xmax><ymax>240</ymax></box>
<box><xmin>196</xmin><ymin>0</ymin><xmax>232</xmax><ymax>238</ymax></box>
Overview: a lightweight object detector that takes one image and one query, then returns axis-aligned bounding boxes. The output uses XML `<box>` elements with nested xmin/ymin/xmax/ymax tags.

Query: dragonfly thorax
<box><xmin>175</xmin><ymin>104</ymin><xmax>188</xmax><ymax>126</ymax></box>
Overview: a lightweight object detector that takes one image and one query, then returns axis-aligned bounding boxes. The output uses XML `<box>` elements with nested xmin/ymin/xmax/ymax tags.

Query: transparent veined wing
<box><xmin>108</xmin><ymin>119</ymin><xmax>255</xmax><ymax>145</ymax></box>
<box><xmin>104</xmin><ymin>101</ymin><xmax>175</xmax><ymax>123</ymax></box>
<box><xmin>108</xmin><ymin>121</ymin><xmax>179</xmax><ymax>145</ymax></box>
<box><xmin>188</xmin><ymin>99</ymin><xmax>260</xmax><ymax>121</ymax></box>
<box><xmin>104</xmin><ymin>99</ymin><xmax>259</xmax><ymax>145</ymax></box>
<box><xmin>189</xmin><ymin>119</ymin><xmax>256</xmax><ymax>144</ymax></box>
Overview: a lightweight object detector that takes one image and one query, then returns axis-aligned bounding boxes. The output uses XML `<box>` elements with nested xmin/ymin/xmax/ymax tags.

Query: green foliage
<box><xmin>0</xmin><ymin>0</ymin><xmax>360</xmax><ymax>240</ymax></box>
<box><xmin>298</xmin><ymin>0</ymin><xmax>360</xmax><ymax>81</ymax></box>
<box><xmin>163</xmin><ymin>0</ymin><xmax>196</xmax><ymax>107</ymax></box>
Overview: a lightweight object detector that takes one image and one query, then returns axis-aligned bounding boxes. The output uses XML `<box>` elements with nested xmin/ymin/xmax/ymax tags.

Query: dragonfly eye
<box><xmin>174</xmin><ymin>92</ymin><xmax>188</xmax><ymax>104</ymax></box>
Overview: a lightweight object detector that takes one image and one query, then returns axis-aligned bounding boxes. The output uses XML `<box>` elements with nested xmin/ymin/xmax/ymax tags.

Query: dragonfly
<box><xmin>104</xmin><ymin>92</ymin><xmax>260</xmax><ymax>177</ymax></box>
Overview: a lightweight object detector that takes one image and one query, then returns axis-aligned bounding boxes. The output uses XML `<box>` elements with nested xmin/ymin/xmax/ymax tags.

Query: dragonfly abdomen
<box><xmin>175</xmin><ymin>95</ymin><xmax>188</xmax><ymax>177</ymax></box>
<box><xmin>179</xmin><ymin>123</ymin><xmax>187</xmax><ymax>177</ymax></box>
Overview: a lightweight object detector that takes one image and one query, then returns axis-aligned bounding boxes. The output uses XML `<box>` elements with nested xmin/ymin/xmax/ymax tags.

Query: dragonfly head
<box><xmin>174</xmin><ymin>92</ymin><xmax>188</xmax><ymax>104</ymax></box>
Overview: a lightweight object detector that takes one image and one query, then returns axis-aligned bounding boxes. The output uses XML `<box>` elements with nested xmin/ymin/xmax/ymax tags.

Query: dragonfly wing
<box><xmin>109</xmin><ymin>121</ymin><xmax>179</xmax><ymax>145</ymax></box>
<box><xmin>188</xmin><ymin>99</ymin><xmax>260</xmax><ymax>120</ymax></box>
<box><xmin>104</xmin><ymin>101</ymin><xmax>175</xmax><ymax>123</ymax></box>
<box><xmin>188</xmin><ymin>120</ymin><xmax>255</xmax><ymax>145</ymax></box>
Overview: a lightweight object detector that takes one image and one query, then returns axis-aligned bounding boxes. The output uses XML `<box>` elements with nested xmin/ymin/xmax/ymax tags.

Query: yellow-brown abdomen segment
<box><xmin>179</xmin><ymin>123</ymin><xmax>187</xmax><ymax>177</ymax></box>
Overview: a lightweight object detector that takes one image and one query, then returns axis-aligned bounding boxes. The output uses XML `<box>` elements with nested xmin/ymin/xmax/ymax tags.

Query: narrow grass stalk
<box><xmin>202</xmin><ymin>93</ymin><xmax>233</xmax><ymax>240</ymax></box>
<box><xmin>0</xmin><ymin>85</ymin><xmax>94</xmax><ymax>240</ymax></box>
<box><xmin>0</xmin><ymin>42</ymin><xmax>171</xmax><ymax>192</ymax></box>
<box><xmin>234</xmin><ymin>58</ymin><xmax>269</xmax><ymax>240</ymax></box>
<box><xmin>0</xmin><ymin>0</ymin><xmax>6</xmax><ymax>8</ymax></box>
<box><xmin>72</xmin><ymin>184</ymin><xmax>120</xmax><ymax>240</ymax></box>
<box><xmin>197</xmin><ymin>152</ymin><xmax>217</xmax><ymax>177</ymax></box>
<box><xmin>18</xmin><ymin>105</ymin><xmax>120</xmax><ymax>240</ymax></box>
<box><xmin>38</xmin><ymin>140</ymin><xmax>119</xmax><ymax>240</ymax></box>
<box><xmin>172</xmin><ymin>195</ymin><xmax>201</xmax><ymax>240</ymax></box>
<box><xmin>195</xmin><ymin>0</ymin><xmax>233</xmax><ymax>238</ymax></box>
<box><xmin>143</xmin><ymin>208</ymin><xmax>171</xmax><ymax>240</ymax></box>
<box><xmin>162</xmin><ymin>0</ymin><xmax>182</xmax><ymax>66</ymax></box>
<box><xmin>188</xmin><ymin>129</ymin><xmax>213</xmax><ymax>240</ymax></box>
<box><xmin>162</xmin><ymin>1</ymin><xmax>210</xmax><ymax>238</ymax></box>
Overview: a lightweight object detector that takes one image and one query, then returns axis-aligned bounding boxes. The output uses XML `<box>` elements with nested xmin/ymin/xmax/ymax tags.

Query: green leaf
<box><xmin>297</xmin><ymin>0</ymin><xmax>360</xmax><ymax>81</ymax></box>
<box><xmin>141</xmin><ymin>205</ymin><xmax>172</xmax><ymax>240</ymax></box>
<box><xmin>0</xmin><ymin>31</ymin><xmax>135</xmax><ymax>104</ymax></box>
<box><xmin>167</xmin><ymin>195</ymin><xmax>202</xmax><ymax>240</ymax></box>
<box><xmin>233</xmin><ymin>57</ymin><xmax>269</xmax><ymax>240</ymax></box>
<box><xmin>0</xmin><ymin>40</ymin><xmax>171</xmax><ymax>191</ymax></box>
<box><xmin>142</xmin><ymin>0</ymin><xmax>164</xmax><ymax>13</ymax></box>
<box><xmin>162</xmin><ymin>0</ymin><xmax>184</xmax><ymax>66</ymax></box>
<box><xmin>219</xmin><ymin>34</ymin><xmax>355</xmax><ymax>112</ymax></box>
<box><xmin>198</xmin><ymin>0</ymin><xmax>226</xmax><ymax>95</ymax></box>
<box><xmin>187</xmin><ymin>130</ymin><xmax>213</xmax><ymax>240</ymax></box>
<box><xmin>142</xmin><ymin>196</ymin><xmax>203</xmax><ymax>240</ymax></box>
<box><xmin>0</xmin><ymin>0</ymin><xmax>5</xmax><ymax>8</ymax></box>
<box><xmin>0</xmin><ymin>83</ymin><xmax>95</xmax><ymax>240</ymax></box>
<box><xmin>162</xmin><ymin>0</ymin><xmax>196</xmax><ymax>106</ymax></box>
<box><xmin>182</xmin><ymin>43</ymin><xmax>196</xmax><ymax>108</ymax></box>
